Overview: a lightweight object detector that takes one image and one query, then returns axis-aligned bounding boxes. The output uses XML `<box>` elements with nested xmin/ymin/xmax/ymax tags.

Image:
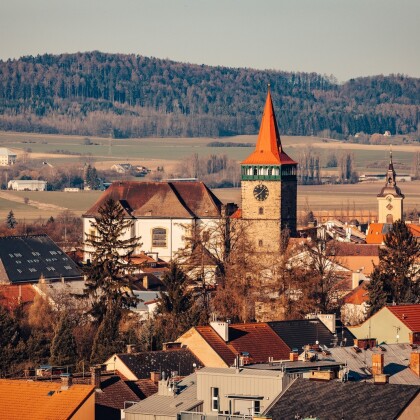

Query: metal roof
<box><xmin>0</xmin><ymin>235</ymin><xmax>83</xmax><ymax>284</ymax></box>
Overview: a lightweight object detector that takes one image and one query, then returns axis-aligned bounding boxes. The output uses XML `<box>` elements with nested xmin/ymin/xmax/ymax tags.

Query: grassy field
<box><xmin>1</xmin><ymin>130</ymin><xmax>419</xmax><ymax>222</ymax></box>
<box><xmin>1</xmin><ymin>181</ymin><xmax>419</xmax><ymax>222</ymax></box>
<box><xmin>2</xmin><ymin>130</ymin><xmax>418</xmax><ymax>174</ymax></box>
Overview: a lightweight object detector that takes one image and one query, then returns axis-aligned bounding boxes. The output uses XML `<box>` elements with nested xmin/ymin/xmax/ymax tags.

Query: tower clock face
<box><xmin>253</xmin><ymin>184</ymin><xmax>269</xmax><ymax>201</ymax></box>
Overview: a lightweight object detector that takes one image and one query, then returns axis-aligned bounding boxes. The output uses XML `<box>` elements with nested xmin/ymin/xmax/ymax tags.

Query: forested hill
<box><xmin>0</xmin><ymin>52</ymin><xmax>419</xmax><ymax>138</ymax></box>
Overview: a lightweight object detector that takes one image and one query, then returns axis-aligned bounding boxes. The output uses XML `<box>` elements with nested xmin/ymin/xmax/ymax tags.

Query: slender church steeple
<box><xmin>377</xmin><ymin>148</ymin><xmax>404</xmax><ymax>223</ymax></box>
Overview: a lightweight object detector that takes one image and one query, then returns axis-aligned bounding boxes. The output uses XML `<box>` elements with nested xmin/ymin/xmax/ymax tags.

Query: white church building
<box><xmin>82</xmin><ymin>180</ymin><xmax>233</xmax><ymax>262</ymax></box>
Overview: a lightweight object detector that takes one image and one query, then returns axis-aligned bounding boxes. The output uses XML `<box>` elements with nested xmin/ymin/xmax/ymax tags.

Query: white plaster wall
<box><xmin>83</xmin><ymin>216</ymin><xmax>223</xmax><ymax>262</ymax></box>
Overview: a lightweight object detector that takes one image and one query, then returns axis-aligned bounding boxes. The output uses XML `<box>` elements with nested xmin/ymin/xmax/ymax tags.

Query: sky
<box><xmin>0</xmin><ymin>0</ymin><xmax>419</xmax><ymax>82</ymax></box>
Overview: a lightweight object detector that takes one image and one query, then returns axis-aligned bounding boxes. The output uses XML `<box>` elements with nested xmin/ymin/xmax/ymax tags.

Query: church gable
<box><xmin>84</xmin><ymin>181</ymin><xmax>223</xmax><ymax>219</ymax></box>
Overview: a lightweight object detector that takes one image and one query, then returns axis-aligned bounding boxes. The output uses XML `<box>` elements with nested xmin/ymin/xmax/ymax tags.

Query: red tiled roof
<box><xmin>344</xmin><ymin>284</ymin><xmax>369</xmax><ymax>305</ymax></box>
<box><xmin>84</xmin><ymin>181</ymin><xmax>222</xmax><ymax>218</ymax></box>
<box><xmin>196</xmin><ymin>326</ymin><xmax>237</xmax><ymax>365</ymax></box>
<box><xmin>134</xmin><ymin>379</ymin><xmax>158</xmax><ymax>399</ymax></box>
<box><xmin>327</xmin><ymin>242</ymin><xmax>379</xmax><ymax>257</ymax></box>
<box><xmin>241</xmin><ymin>90</ymin><xmax>297</xmax><ymax>166</ymax></box>
<box><xmin>387</xmin><ymin>305</ymin><xmax>420</xmax><ymax>332</ymax></box>
<box><xmin>196</xmin><ymin>323</ymin><xmax>291</xmax><ymax>365</ymax></box>
<box><xmin>366</xmin><ymin>223</ymin><xmax>420</xmax><ymax>245</ymax></box>
<box><xmin>227</xmin><ymin>323</ymin><xmax>291</xmax><ymax>363</ymax></box>
<box><xmin>0</xmin><ymin>284</ymin><xmax>36</xmax><ymax>310</ymax></box>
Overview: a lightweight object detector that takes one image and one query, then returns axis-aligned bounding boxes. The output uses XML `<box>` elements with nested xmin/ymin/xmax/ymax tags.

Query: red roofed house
<box><xmin>0</xmin><ymin>284</ymin><xmax>36</xmax><ymax>311</ymax></box>
<box><xmin>83</xmin><ymin>181</ymin><xmax>236</xmax><ymax>262</ymax></box>
<box><xmin>349</xmin><ymin>304</ymin><xmax>420</xmax><ymax>345</ymax></box>
<box><xmin>177</xmin><ymin>321</ymin><xmax>291</xmax><ymax>368</ymax></box>
<box><xmin>341</xmin><ymin>282</ymin><xmax>370</xmax><ymax>325</ymax></box>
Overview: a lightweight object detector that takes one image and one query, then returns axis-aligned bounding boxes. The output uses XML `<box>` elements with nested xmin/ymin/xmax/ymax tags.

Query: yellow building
<box><xmin>240</xmin><ymin>89</ymin><xmax>297</xmax><ymax>252</ymax></box>
<box><xmin>377</xmin><ymin>151</ymin><xmax>404</xmax><ymax>223</ymax></box>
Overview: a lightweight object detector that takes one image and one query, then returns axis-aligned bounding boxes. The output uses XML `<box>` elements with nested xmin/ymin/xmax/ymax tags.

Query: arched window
<box><xmin>258</xmin><ymin>239</ymin><xmax>263</xmax><ymax>247</ymax></box>
<box><xmin>253</xmin><ymin>167</ymin><xmax>258</xmax><ymax>176</ymax></box>
<box><xmin>386</xmin><ymin>214</ymin><xmax>393</xmax><ymax>224</ymax></box>
<box><xmin>152</xmin><ymin>228</ymin><xmax>167</xmax><ymax>247</ymax></box>
<box><xmin>259</xmin><ymin>207</ymin><xmax>264</xmax><ymax>215</ymax></box>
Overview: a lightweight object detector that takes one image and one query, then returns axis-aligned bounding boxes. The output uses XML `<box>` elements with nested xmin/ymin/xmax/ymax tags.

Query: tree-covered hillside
<box><xmin>0</xmin><ymin>52</ymin><xmax>418</xmax><ymax>138</ymax></box>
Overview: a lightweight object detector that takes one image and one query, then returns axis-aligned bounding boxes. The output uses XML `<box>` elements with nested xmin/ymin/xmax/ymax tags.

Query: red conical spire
<box><xmin>242</xmin><ymin>89</ymin><xmax>296</xmax><ymax>165</ymax></box>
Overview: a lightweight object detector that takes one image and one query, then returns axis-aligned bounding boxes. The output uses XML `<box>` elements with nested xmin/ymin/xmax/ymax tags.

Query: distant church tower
<box><xmin>241</xmin><ymin>88</ymin><xmax>297</xmax><ymax>252</ymax></box>
<box><xmin>377</xmin><ymin>151</ymin><xmax>404</xmax><ymax>223</ymax></box>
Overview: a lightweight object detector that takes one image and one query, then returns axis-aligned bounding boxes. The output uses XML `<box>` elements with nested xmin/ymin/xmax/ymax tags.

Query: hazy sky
<box><xmin>1</xmin><ymin>0</ymin><xmax>419</xmax><ymax>82</ymax></box>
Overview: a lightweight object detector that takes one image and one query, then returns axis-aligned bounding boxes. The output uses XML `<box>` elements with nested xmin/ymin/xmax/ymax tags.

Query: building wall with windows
<box><xmin>196</xmin><ymin>368</ymin><xmax>284</xmax><ymax>416</ymax></box>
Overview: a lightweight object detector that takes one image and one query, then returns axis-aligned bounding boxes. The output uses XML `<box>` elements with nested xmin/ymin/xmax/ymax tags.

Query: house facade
<box><xmin>0</xmin><ymin>148</ymin><xmax>17</xmax><ymax>166</ymax></box>
<box><xmin>83</xmin><ymin>181</ymin><xmax>233</xmax><ymax>262</ymax></box>
<box><xmin>8</xmin><ymin>179</ymin><xmax>47</xmax><ymax>191</ymax></box>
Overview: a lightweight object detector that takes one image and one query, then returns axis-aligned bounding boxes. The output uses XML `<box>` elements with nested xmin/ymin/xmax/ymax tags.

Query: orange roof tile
<box><xmin>0</xmin><ymin>380</ymin><xmax>94</xmax><ymax>420</ymax></box>
<box><xmin>344</xmin><ymin>284</ymin><xmax>369</xmax><ymax>305</ymax></box>
<box><xmin>241</xmin><ymin>90</ymin><xmax>297</xmax><ymax>166</ymax></box>
<box><xmin>387</xmin><ymin>305</ymin><xmax>420</xmax><ymax>332</ymax></box>
<box><xmin>196</xmin><ymin>326</ymin><xmax>237</xmax><ymax>365</ymax></box>
<box><xmin>0</xmin><ymin>284</ymin><xmax>36</xmax><ymax>310</ymax></box>
<box><xmin>366</xmin><ymin>223</ymin><xmax>386</xmax><ymax>244</ymax></box>
<box><xmin>231</xmin><ymin>208</ymin><xmax>242</xmax><ymax>219</ymax></box>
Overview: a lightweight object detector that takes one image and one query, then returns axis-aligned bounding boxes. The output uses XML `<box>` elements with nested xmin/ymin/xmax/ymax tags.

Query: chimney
<box><xmin>60</xmin><ymin>373</ymin><xmax>72</xmax><ymax>390</ymax></box>
<box><xmin>90</xmin><ymin>366</ymin><xmax>101</xmax><ymax>389</ymax></box>
<box><xmin>143</xmin><ymin>275</ymin><xmax>149</xmax><ymax>290</ymax></box>
<box><xmin>352</xmin><ymin>272</ymin><xmax>362</xmax><ymax>289</ymax></box>
<box><xmin>317</xmin><ymin>314</ymin><xmax>336</xmax><ymax>334</ymax></box>
<box><xmin>410</xmin><ymin>352</ymin><xmax>420</xmax><ymax>377</ymax></box>
<box><xmin>210</xmin><ymin>321</ymin><xmax>229</xmax><ymax>342</ymax></box>
<box><xmin>289</xmin><ymin>352</ymin><xmax>299</xmax><ymax>362</ymax></box>
<box><xmin>162</xmin><ymin>342</ymin><xmax>182</xmax><ymax>351</ymax></box>
<box><xmin>150</xmin><ymin>371</ymin><xmax>161</xmax><ymax>383</ymax></box>
<box><xmin>372</xmin><ymin>353</ymin><xmax>384</xmax><ymax>375</ymax></box>
<box><xmin>127</xmin><ymin>344</ymin><xmax>136</xmax><ymax>354</ymax></box>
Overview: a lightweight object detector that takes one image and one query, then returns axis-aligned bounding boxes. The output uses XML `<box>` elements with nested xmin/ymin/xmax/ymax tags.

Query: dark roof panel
<box><xmin>268</xmin><ymin>319</ymin><xmax>354</xmax><ymax>350</ymax></box>
<box><xmin>267</xmin><ymin>378</ymin><xmax>420</xmax><ymax>419</ymax></box>
<box><xmin>0</xmin><ymin>235</ymin><xmax>82</xmax><ymax>284</ymax></box>
<box><xmin>118</xmin><ymin>348</ymin><xmax>202</xmax><ymax>380</ymax></box>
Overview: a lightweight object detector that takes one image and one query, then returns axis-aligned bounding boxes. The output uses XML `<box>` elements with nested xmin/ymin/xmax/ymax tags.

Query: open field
<box><xmin>1</xmin><ymin>130</ymin><xmax>419</xmax><ymax>175</ymax></box>
<box><xmin>1</xmin><ymin>181</ymin><xmax>419</xmax><ymax>222</ymax></box>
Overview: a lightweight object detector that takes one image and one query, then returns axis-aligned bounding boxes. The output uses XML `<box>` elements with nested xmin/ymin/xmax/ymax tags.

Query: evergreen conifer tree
<box><xmin>90</xmin><ymin>304</ymin><xmax>122</xmax><ymax>364</ymax></box>
<box><xmin>367</xmin><ymin>220</ymin><xmax>420</xmax><ymax>315</ymax></box>
<box><xmin>84</xmin><ymin>198</ymin><xmax>141</xmax><ymax>320</ymax></box>
<box><xmin>6</xmin><ymin>210</ymin><xmax>17</xmax><ymax>229</ymax></box>
<box><xmin>50</xmin><ymin>312</ymin><xmax>77</xmax><ymax>366</ymax></box>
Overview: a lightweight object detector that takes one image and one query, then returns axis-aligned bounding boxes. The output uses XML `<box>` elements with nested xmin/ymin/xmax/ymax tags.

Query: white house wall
<box><xmin>83</xmin><ymin>217</ymin><xmax>222</xmax><ymax>262</ymax></box>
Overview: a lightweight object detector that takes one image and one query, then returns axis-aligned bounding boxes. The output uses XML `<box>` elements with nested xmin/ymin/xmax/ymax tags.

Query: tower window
<box><xmin>268</xmin><ymin>168</ymin><xmax>272</xmax><ymax>176</ymax></box>
<box><xmin>259</xmin><ymin>207</ymin><xmax>264</xmax><ymax>215</ymax></box>
<box><xmin>152</xmin><ymin>228</ymin><xmax>167</xmax><ymax>247</ymax></box>
<box><xmin>253</xmin><ymin>167</ymin><xmax>258</xmax><ymax>175</ymax></box>
<box><xmin>258</xmin><ymin>239</ymin><xmax>263</xmax><ymax>247</ymax></box>
<box><xmin>386</xmin><ymin>214</ymin><xmax>393</xmax><ymax>224</ymax></box>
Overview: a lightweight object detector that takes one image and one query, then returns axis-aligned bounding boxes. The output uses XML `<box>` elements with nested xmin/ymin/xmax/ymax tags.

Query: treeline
<box><xmin>0</xmin><ymin>52</ymin><xmax>419</xmax><ymax>138</ymax></box>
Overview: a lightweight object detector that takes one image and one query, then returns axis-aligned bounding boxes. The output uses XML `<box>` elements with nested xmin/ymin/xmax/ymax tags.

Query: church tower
<box><xmin>377</xmin><ymin>151</ymin><xmax>404</xmax><ymax>223</ymax></box>
<box><xmin>241</xmin><ymin>89</ymin><xmax>297</xmax><ymax>253</ymax></box>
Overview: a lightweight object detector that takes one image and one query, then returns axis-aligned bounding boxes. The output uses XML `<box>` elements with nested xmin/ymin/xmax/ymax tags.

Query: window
<box><xmin>253</xmin><ymin>401</ymin><xmax>261</xmax><ymax>414</ymax></box>
<box><xmin>211</xmin><ymin>387</ymin><xmax>219</xmax><ymax>411</ymax></box>
<box><xmin>386</xmin><ymin>214</ymin><xmax>393</xmax><ymax>223</ymax></box>
<box><xmin>152</xmin><ymin>228</ymin><xmax>167</xmax><ymax>247</ymax></box>
<box><xmin>258</xmin><ymin>239</ymin><xmax>263</xmax><ymax>247</ymax></box>
<box><xmin>259</xmin><ymin>207</ymin><xmax>264</xmax><ymax>215</ymax></box>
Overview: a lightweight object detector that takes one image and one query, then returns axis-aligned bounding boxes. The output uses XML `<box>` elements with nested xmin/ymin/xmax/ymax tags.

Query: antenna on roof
<box><xmin>267</xmin><ymin>83</ymin><xmax>271</xmax><ymax>92</ymax></box>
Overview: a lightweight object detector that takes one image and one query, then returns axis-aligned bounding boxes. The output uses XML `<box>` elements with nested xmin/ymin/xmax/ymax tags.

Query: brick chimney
<box><xmin>90</xmin><ymin>366</ymin><xmax>101</xmax><ymax>389</ymax></box>
<box><xmin>60</xmin><ymin>373</ymin><xmax>72</xmax><ymax>390</ymax></box>
<box><xmin>127</xmin><ymin>344</ymin><xmax>136</xmax><ymax>354</ymax></box>
<box><xmin>372</xmin><ymin>353</ymin><xmax>384</xmax><ymax>375</ymax></box>
<box><xmin>150</xmin><ymin>371</ymin><xmax>161</xmax><ymax>383</ymax></box>
<box><xmin>289</xmin><ymin>352</ymin><xmax>299</xmax><ymax>362</ymax></box>
<box><xmin>410</xmin><ymin>352</ymin><xmax>420</xmax><ymax>377</ymax></box>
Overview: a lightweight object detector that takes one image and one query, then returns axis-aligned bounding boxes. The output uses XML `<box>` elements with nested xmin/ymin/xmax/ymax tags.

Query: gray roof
<box><xmin>318</xmin><ymin>343</ymin><xmax>420</xmax><ymax>385</ymax></box>
<box><xmin>267</xmin><ymin>378</ymin><xmax>420</xmax><ymax>419</ymax></box>
<box><xmin>0</xmin><ymin>147</ymin><xmax>16</xmax><ymax>156</ymax></box>
<box><xmin>197</xmin><ymin>367</ymin><xmax>283</xmax><ymax>378</ymax></box>
<box><xmin>124</xmin><ymin>373</ymin><xmax>201</xmax><ymax>416</ymax></box>
<box><xmin>0</xmin><ymin>235</ymin><xmax>83</xmax><ymax>284</ymax></box>
<box><xmin>132</xmin><ymin>291</ymin><xmax>160</xmax><ymax>311</ymax></box>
